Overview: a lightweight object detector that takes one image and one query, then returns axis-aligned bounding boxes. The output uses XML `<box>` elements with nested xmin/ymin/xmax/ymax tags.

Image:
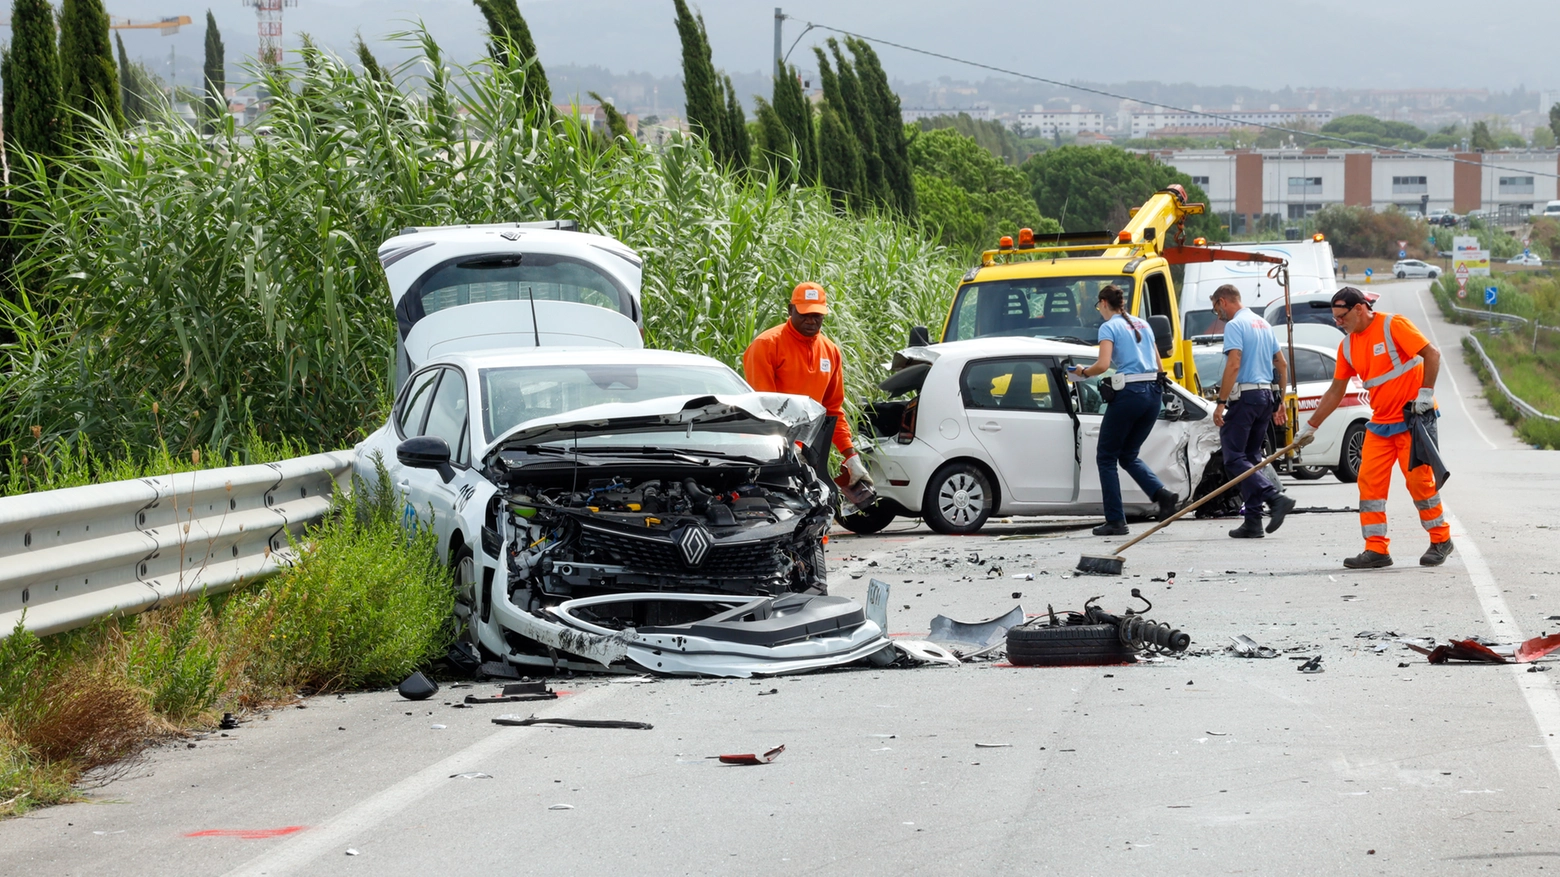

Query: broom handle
<box><xmin>1111</xmin><ymin>439</ymin><xmax>1306</xmax><ymax>555</ymax></box>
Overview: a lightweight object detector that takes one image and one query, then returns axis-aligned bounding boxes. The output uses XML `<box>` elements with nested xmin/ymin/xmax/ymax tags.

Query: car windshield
<box><xmin>1183</xmin><ymin>308</ymin><xmax>1224</xmax><ymax>338</ymax></box>
<box><xmin>1193</xmin><ymin>350</ymin><xmax>1224</xmax><ymax>389</ymax></box>
<box><xmin>944</xmin><ymin>276</ymin><xmax>1132</xmax><ymax>343</ymax></box>
<box><xmin>480</xmin><ymin>363</ymin><xmax>750</xmax><ymax>443</ymax></box>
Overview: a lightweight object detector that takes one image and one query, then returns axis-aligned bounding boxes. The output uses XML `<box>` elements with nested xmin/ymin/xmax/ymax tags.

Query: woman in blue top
<box><xmin>1067</xmin><ymin>284</ymin><xmax>1179</xmax><ymax>536</ymax></box>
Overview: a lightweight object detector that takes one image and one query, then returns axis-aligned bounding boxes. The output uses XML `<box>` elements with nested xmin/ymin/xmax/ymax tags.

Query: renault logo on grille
<box><xmin>677</xmin><ymin>525</ymin><xmax>714</xmax><ymax>568</ymax></box>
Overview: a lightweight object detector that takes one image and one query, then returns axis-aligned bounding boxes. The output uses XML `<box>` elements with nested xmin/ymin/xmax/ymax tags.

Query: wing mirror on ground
<box><xmin>908</xmin><ymin>326</ymin><xmax>931</xmax><ymax>347</ymax></box>
<box><xmin>397</xmin><ymin>435</ymin><xmax>456</xmax><ymax>483</ymax></box>
<box><xmin>1148</xmin><ymin>315</ymin><xmax>1174</xmax><ymax>359</ymax></box>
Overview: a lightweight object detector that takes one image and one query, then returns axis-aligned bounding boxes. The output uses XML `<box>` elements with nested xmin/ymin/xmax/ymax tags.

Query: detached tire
<box><xmin>922</xmin><ymin>461</ymin><xmax>994</xmax><ymax>535</ymax></box>
<box><xmin>837</xmin><ymin>502</ymin><xmax>897</xmax><ymax>535</ymax></box>
<box><xmin>1335</xmin><ymin>421</ymin><xmax>1366</xmax><ymax>484</ymax></box>
<box><xmin>1007</xmin><ymin>624</ymin><xmax>1134</xmax><ymax>666</ymax></box>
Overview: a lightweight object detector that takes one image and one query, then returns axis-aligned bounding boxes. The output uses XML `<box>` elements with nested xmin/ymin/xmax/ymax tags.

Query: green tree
<box><xmin>589</xmin><ymin>90</ymin><xmax>637</xmax><ymax>147</ymax></box>
<box><xmin>672</xmin><ymin>0</ymin><xmax>727</xmax><ymax>163</ymax></box>
<box><xmin>769</xmin><ymin>60</ymin><xmax>818</xmax><ymax>183</ymax></box>
<box><xmin>846</xmin><ymin>38</ymin><xmax>914</xmax><ymax>218</ymax></box>
<box><xmin>202</xmin><ymin>10</ymin><xmax>226</xmax><ymax>136</ymax></box>
<box><xmin>721</xmin><ymin>74</ymin><xmax>749</xmax><ymax>172</ymax></box>
<box><xmin>1550</xmin><ymin>104</ymin><xmax>1560</xmax><ymax>145</ymax></box>
<box><xmin>114</xmin><ymin>33</ymin><xmax>146</xmax><ymax>126</ymax></box>
<box><xmin>1533</xmin><ymin>125</ymin><xmax>1556</xmax><ymax>149</ymax></box>
<box><xmin>472</xmin><ymin>0</ymin><xmax>551</xmax><ymax>113</ymax></box>
<box><xmin>818</xmin><ymin>101</ymin><xmax>865</xmax><ymax>212</ymax></box>
<box><xmin>919</xmin><ymin>112</ymin><xmax>1048</xmax><ymax>165</ymax></box>
<box><xmin>58</xmin><ymin>0</ymin><xmax>123</xmax><ymax>134</ymax></box>
<box><xmin>829</xmin><ymin>39</ymin><xmax>885</xmax><ymax>207</ymax></box>
<box><xmin>909</xmin><ymin>127</ymin><xmax>1058</xmax><ymax>255</ymax></box>
<box><xmin>3</xmin><ymin>0</ymin><xmax>64</xmax><ymax>159</ymax></box>
<box><xmin>1470</xmin><ymin>120</ymin><xmax>1497</xmax><ymax>151</ymax></box>
<box><xmin>1021</xmin><ymin>146</ymin><xmax>1225</xmax><ymax>241</ymax></box>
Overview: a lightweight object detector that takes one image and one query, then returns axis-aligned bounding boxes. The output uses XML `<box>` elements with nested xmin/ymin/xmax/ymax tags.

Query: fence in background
<box><xmin>1465</xmin><ymin>335</ymin><xmax>1560</xmax><ymax>424</ymax></box>
<box><xmin>0</xmin><ymin>451</ymin><xmax>355</xmax><ymax>638</ymax></box>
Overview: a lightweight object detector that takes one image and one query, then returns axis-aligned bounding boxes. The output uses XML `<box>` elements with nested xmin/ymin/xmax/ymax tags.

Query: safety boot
<box><xmin>1265</xmin><ymin>494</ymin><xmax>1297</xmax><ymax>533</ymax></box>
<box><xmin>1153</xmin><ymin>488</ymin><xmax>1179</xmax><ymax>521</ymax></box>
<box><xmin>1420</xmin><ymin>539</ymin><xmax>1454</xmax><ymax>566</ymax></box>
<box><xmin>1343</xmin><ymin>550</ymin><xmax>1393</xmax><ymax>569</ymax></box>
<box><xmin>1228</xmin><ymin>517</ymin><xmax>1264</xmax><ymax>539</ymax></box>
<box><xmin>1092</xmin><ymin>520</ymin><xmax>1129</xmax><ymax>537</ymax></box>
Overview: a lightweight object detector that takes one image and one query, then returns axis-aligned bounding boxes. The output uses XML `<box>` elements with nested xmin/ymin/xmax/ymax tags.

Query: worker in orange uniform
<box><xmin>743</xmin><ymin>282</ymin><xmax>870</xmax><ymax>489</ymax></box>
<box><xmin>1299</xmin><ymin>287</ymin><xmax>1452</xmax><ymax>569</ymax></box>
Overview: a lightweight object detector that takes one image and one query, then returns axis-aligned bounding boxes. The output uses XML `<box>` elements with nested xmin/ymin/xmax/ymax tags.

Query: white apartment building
<box><xmin>899</xmin><ymin>107</ymin><xmax>996</xmax><ymax>123</ymax></box>
<box><xmin>1015</xmin><ymin>110</ymin><xmax>1106</xmax><ymax>137</ymax></box>
<box><xmin>1129</xmin><ymin>108</ymin><xmax>1334</xmax><ymax>139</ymax></box>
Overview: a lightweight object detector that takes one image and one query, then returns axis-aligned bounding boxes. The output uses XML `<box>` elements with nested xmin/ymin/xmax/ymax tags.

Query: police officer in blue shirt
<box><xmin>1209</xmin><ymin>284</ymin><xmax>1297</xmax><ymax>538</ymax></box>
<box><xmin>1068</xmin><ymin>284</ymin><xmax>1179</xmax><ymax>536</ymax></box>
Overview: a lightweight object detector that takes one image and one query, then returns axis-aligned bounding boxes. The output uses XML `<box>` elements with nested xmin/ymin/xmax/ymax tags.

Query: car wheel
<box><xmin>1429</xmin><ymin>270</ymin><xmax>1439</xmax><ymax>279</ymax></box>
<box><xmin>922</xmin><ymin>461</ymin><xmax>994</xmax><ymax>535</ymax></box>
<box><xmin>1335</xmin><ymin>422</ymin><xmax>1366</xmax><ymax>484</ymax></box>
<box><xmin>1006</xmin><ymin>624</ymin><xmax>1134</xmax><ymax>666</ymax></box>
<box><xmin>836</xmin><ymin>502</ymin><xmax>897</xmax><ymax>535</ymax></box>
<box><xmin>1396</xmin><ymin>271</ymin><xmax>1406</xmax><ymax>279</ymax></box>
<box><xmin>1292</xmin><ymin>465</ymin><xmax>1328</xmax><ymax>481</ymax></box>
<box><xmin>451</xmin><ymin>545</ymin><xmax>478</xmax><ymax>644</ymax></box>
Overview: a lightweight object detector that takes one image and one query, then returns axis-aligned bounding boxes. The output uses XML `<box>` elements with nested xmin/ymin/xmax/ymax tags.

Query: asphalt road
<box><xmin>9</xmin><ymin>279</ymin><xmax>1560</xmax><ymax>876</ymax></box>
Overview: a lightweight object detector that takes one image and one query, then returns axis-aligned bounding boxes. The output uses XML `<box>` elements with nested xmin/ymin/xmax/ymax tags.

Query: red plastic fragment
<box><xmin>186</xmin><ymin>826</ymin><xmax>307</xmax><ymax>839</ymax></box>
<box><xmin>1515</xmin><ymin>633</ymin><xmax>1560</xmax><ymax>663</ymax></box>
<box><xmin>1427</xmin><ymin>639</ymin><xmax>1508</xmax><ymax>664</ymax></box>
<box><xmin>719</xmin><ymin>744</ymin><xmax>785</xmax><ymax>765</ymax></box>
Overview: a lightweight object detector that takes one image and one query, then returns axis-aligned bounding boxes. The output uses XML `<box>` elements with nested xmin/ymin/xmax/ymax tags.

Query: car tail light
<box><xmin>896</xmin><ymin>397</ymin><xmax>919</xmax><ymax>445</ymax></box>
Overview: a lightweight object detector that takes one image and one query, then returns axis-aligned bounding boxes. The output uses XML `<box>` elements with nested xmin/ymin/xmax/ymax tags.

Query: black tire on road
<box><xmin>922</xmin><ymin>461</ymin><xmax>994</xmax><ymax>535</ymax></box>
<box><xmin>1396</xmin><ymin>271</ymin><xmax>1406</xmax><ymax>279</ymax></box>
<box><xmin>1335</xmin><ymin>421</ymin><xmax>1366</xmax><ymax>484</ymax></box>
<box><xmin>1007</xmin><ymin>624</ymin><xmax>1134</xmax><ymax>666</ymax></box>
<box><xmin>836</xmin><ymin>502</ymin><xmax>897</xmax><ymax>535</ymax></box>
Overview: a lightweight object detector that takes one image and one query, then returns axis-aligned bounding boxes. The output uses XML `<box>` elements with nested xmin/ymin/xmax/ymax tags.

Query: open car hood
<box><xmin>488</xmin><ymin>392</ymin><xmax>827</xmax><ymax>453</ymax></box>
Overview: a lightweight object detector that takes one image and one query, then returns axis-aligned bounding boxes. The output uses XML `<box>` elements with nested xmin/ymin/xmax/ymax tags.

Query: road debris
<box><xmin>927</xmin><ymin>605</ymin><xmax>1025</xmax><ymax>660</ymax></box>
<box><xmin>463</xmin><ymin>681</ymin><xmax>558</xmax><ymax>704</ymax></box>
<box><xmin>1228</xmin><ymin>635</ymin><xmax>1280</xmax><ymax>658</ymax></box>
<box><xmin>974</xmin><ymin>743</ymin><xmax>1012</xmax><ymax>748</ymax></box>
<box><xmin>548</xmin><ymin>804</ymin><xmax>574</xmax><ymax>811</ymax></box>
<box><xmin>450</xmin><ymin>773</ymin><xmax>493</xmax><ymax>780</ymax></box>
<box><xmin>398</xmin><ymin>671</ymin><xmax>438</xmax><ymax>701</ymax></box>
<box><xmin>1403</xmin><ymin>632</ymin><xmax>1560</xmax><ymax>664</ymax></box>
<box><xmin>493</xmin><ymin>714</ymin><xmax>653</xmax><ymax>730</ymax></box>
<box><xmin>719</xmin><ymin>744</ymin><xmax>786</xmax><ymax>765</ymax></box>
<box><xmin>1297</xmin><ymin>656</ymin><xmax>1324</xmax><ymax>673</ymax></box>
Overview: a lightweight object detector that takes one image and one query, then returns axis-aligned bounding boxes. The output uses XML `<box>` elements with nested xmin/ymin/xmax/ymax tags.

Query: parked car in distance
<box><xmin>1393</xmin><ymin>259</ymin><xmax>1440</xmax><ymax>279</ymax></box>
<box><xmin>844</xmin><ymin>337</ymin><xmax>1221</xmax><ymax>535</ymax></box>
<box><xmin>1261</xmin><ymin>293</ymin><xmax>1350</xmax><ymax>330</ymax></box>
<box><xmin>1507</xmin><ymin>253</ymin><xmax>1543</xmax><ymax>266</ymax></box>
<box><xmin>1542</xmin><ymin>201</ymin><xmax>1560</xmax><ymax>218</ymax></box>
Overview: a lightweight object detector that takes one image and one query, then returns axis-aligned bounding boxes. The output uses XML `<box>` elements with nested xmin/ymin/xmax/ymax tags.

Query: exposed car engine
<box><xmin>486</xmin><ymin>451</ymin><xmax>833</xmax><ymax>652</ymax></box>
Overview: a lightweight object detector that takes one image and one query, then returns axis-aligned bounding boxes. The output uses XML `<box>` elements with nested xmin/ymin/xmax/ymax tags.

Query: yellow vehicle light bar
<box><xmin>980</xmin><ymin>242</ymin><xmax>1143</xmax><ymax>267</ymax></box>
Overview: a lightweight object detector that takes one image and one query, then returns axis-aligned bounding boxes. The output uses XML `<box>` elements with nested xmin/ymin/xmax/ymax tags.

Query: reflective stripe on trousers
<box><xmin>1357</xmin><ymin>429</ymin><xmax>1451</xmax><ymax>552</ymax></box>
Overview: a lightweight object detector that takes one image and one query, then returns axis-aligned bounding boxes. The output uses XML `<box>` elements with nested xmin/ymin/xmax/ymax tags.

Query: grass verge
<box><xmin>0</xmin><ymin>458</ymin><xmax>451</xmax><ymax>817</ymax></box>
<box><xmin>1434</xmin><ymin>275</ymin><xmax>1560</xmax><ymax>448</ymax></box>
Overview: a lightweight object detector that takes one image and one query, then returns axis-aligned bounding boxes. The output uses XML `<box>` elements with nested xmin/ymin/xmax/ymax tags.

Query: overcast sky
<box><xmin>98</xmin><ymin>0</ymin><xmax>1559</xmax><ymax>94</ymax></box>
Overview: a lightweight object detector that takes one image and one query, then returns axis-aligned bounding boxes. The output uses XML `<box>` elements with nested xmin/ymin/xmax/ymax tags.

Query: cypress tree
<box><xmin>830</xmin><ymin>40</ymin><xmax>885</xmax><ymax>209</ymax></box>
<box><xmin>202</xmin><ymin>10</ymin><xmax>226</xmax><ymax>136</ymax></box>
<box><xmin>115</xmin><ymin>33</ymin><xmax>142</xmax><ymax>125</ymax></box>
<box><xmin>59</xmin><ymin>0</ymin><xmax>124</xmax><ymax>134</ymax></box>
<box><xmin>3</xmin><ymin>0</ymin><xmax>65</xmax><ymax>157</ymax></box>
<box><xmin>672</xmin><ymin>0</ymin><xmax>726</xmax><ymax>162</ymax></box>
<box><xmin>817</xmin><ymin>101</ymin><xmax>865</xmax><ymax>213</ymax></box>
<box><xmin>473</xmin><ymin>0</ymin><xmax>552</xmax><ymax>114</ymax></box>
<box><xmin>771</xmin><ymin>60</ymin><xmax>817</xmax><ymax>184</ymax></box>
<box><xmin>722</xmin><ymin>74</ymin><xmax>749</xmax><ymax>172</ymax></box>
<box><xmin>589</xmin><ymin>91</ymin><xmax>637</xmax><ymax>147</ymax></box>
<box><xmin>847</xmin><ymin>38</ymin><xmax>914</xmax><ymax>218</ymax></box>
<box><xmin>752</xmin><ymin>96</ymin><xmax>793</xmax><ymax>171</ymax></box>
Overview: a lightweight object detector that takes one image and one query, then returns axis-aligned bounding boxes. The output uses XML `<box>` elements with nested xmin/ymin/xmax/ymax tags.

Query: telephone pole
<box><xmin>773</xmin><ymin>8</ymin><xmax>783</xmax><ymax>79</ymax></box>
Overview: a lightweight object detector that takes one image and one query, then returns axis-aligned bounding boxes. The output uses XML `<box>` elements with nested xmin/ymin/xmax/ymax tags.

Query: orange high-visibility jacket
<box><xmin>742</xmin><ymin>321</ymin><xmax>854</xmax><ymax>455</ymax></box>
<box><xmin>1332</xmin><ymin>312</ymin><xmax>1430</xmax><ymax>426</ymax></box>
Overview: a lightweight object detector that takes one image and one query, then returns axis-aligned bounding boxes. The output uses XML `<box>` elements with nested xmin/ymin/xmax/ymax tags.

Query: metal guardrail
<box><xmin>1465</xmin><ymin>335</ymin><xmax>1560</xmax><ymax>424</ymax></box>
<box><xmin>1450</xmin><ymin>302</ymin><xmax>1529</xmax><ymax>325</ymax></box>
<box><xmin>0</xmin><ymin>451</ymin><xmax>354</xmax><ymax>639</ymax></box>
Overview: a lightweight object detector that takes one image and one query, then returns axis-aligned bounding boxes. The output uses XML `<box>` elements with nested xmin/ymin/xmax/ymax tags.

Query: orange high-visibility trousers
<box><xmin>1357</xmin><ymin>430</ymin><xmax>1451</xmax><ymax>554</ymax></box>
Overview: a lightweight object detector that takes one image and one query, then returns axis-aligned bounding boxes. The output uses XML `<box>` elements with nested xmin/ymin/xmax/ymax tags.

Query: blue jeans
<box><xmin>1220</xmin><ymin>390</ymin><xmax>1281</xmax><ymax>519</ymax></box>
<box><xmin>1097</xmin><ymin>382</ymin><xmax>1166</xmax><ymax>523</ymax></box>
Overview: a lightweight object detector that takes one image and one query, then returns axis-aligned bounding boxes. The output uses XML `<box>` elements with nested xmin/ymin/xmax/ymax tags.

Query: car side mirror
<box><xmin>908</xmin><ymin>326</ymin><xmax>931</xmax><ymax>347</ymax></box>
<box><xmin>398</xmin><ymin>435</ymin><xmax>456</xmax><ymax>483</ymax></box>
<box><xmin>1148</xmin><ymin>314</ymin><xmax>1174</xmax><ymax>359</ymax></box>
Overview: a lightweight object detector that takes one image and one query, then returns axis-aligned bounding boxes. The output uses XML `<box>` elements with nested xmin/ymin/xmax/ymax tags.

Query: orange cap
<box><xmin>791</xmin><ymin>282</ymin><xmax>829</xmax><ymax>315</ymax></box>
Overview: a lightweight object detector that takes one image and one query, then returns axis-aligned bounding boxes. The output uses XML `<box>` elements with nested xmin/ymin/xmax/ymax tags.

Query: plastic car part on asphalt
<box><xmin>719</xmin><ymin>745</ymin><xmax>785</xmax><ymax>765</ymax></box>
<box><xmin>927</xmin><ymin>605</ymin><xmax>1026</xmax><ymax>659</ymax></box>
<box><xmin>1229</xmin><ymin>634</ymin><xmax>1280</xmax><ymax>658</ymax></box>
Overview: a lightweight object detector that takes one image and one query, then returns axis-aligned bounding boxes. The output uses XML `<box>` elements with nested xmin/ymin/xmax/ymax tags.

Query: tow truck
<box><xmin>917</xmin><ymin>184</ymin><xmax>1301</xmax><ymax>395</ymax></box>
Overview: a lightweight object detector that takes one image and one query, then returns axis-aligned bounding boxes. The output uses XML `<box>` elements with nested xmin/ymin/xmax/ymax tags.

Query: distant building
<box><xmin>1014</xmin><ymin>110</ymin><xmax>1105</xmax><ymax>137</ymax></box>
<box><xmin>1129</xmin><ymin>108</ymin><xmax>1333</xmax><ymax>139</ymax></box>
<box><xmin>1145</xmin><ymin>146</ymin><xmax>1560</xmax><ymax>233</ymax></box>
<box><xmin>900</xmin><ymin>107</ymin><xmax>995</xmax><ymax>123</ymax></box>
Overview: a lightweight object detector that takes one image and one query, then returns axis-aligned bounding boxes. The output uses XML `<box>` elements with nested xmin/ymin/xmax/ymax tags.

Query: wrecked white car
<box><xmin>355</xmin><ymin>348</ymin><xmax>892</xmax><ymax>675</ymax></box>
<box><xmin>842</xmin><ymin>337</ymin><xmax>1222</xmax><ymax>534</ymax></box>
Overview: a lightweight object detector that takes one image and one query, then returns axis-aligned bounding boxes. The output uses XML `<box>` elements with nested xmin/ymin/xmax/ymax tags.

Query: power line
<box><xmin>801</xmin><ymin>20</ymin><xmax>1560</xmax><ymax>181</ymax></box>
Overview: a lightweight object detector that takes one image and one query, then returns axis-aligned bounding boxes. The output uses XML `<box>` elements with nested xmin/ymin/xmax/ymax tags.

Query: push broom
<box><xmin>1076</xmin><ymin>435</ymin><xmax>1313</xmax><ymax>576</ymax></box>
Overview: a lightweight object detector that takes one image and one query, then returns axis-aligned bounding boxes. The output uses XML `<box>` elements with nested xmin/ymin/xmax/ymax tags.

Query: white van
<box><xmin>1542</xmin><ymin>201</ymin><xmax>1560</xmax><ymax>218</ymax></box>
<box><xmin>1179</xmin><ymin>237</ymin><xmax>1337</xmax><ymax>337</ymax></box>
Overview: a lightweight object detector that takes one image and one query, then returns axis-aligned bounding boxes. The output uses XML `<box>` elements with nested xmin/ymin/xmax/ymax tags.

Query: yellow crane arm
<box><xmin>1103</xmin><ymin>184</ymin><xmax>1206</xmax><ymax>259</ymax></box>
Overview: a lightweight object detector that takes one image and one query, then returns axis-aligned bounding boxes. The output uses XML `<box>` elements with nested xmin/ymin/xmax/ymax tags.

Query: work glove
<box><xmin>1295</xmin><ymin>423</ymin><xmax>1317</xmax><ymax>447</ymax></box>
<box><xmin>842</xmin><ymin>452</ymin><xmax>872</xmax><ymax>487</ymax></box>
<box><xmin>1413</xmin><ymin>387</ymin><xmax>1436</xmax><ymax>414</ymax></box>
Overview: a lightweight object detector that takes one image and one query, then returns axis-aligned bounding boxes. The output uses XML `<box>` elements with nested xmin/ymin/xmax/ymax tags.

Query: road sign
<box><xmin>1457</xmin><ymin>277</ymin><xmax>1467</xmax><ymax>299</ymax></box>
<box><xmin>1398</xmin><ymin>240</ymin><xmax>1407</xmax><ymax>250</ymax></box>
<box><xmin>1398</xmin><ymin>249</ymin><xmax>1407</xmax><ymax>258</ymax></box>
<box><xmin>1485</xmin><ymin>286</ymin><xmax>1498</xmax><ymax>306</ymax></box>
<box><xmin>1456</xmin><ymin>263</ymin><xmax>1470</xmax><ymax>279</ymax></box>
<box><xmin>1364</xmin><ymin>268</ymin><xmax>1373</xmax><ymax>276</ymax></box>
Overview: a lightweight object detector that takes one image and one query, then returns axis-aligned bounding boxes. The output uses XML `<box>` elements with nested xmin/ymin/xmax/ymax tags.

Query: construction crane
<box><xmin>0</xmin><ymin>15</ymin><xmax>191</xmax><ymax>34</ymax></box>
<box><xmin>243</xmin><ymin>0</ymin><xmax>298</xmax><ymax>66</ymax></box>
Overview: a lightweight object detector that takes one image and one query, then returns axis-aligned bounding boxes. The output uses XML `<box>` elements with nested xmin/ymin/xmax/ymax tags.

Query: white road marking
<box><xmin>1403</xmin><ymin>281</ymin><xmax>1498</xmax><ymax>450</ymax></box>
<box><xmin>1446</xmin><ymin>510</ymin><xmax>1560</xmax><ymax>779</ymax></box>
<box><xmin>222</xmin><ymin>685</ymin><xmax>620</xmax><ymax>877</ymax></box>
